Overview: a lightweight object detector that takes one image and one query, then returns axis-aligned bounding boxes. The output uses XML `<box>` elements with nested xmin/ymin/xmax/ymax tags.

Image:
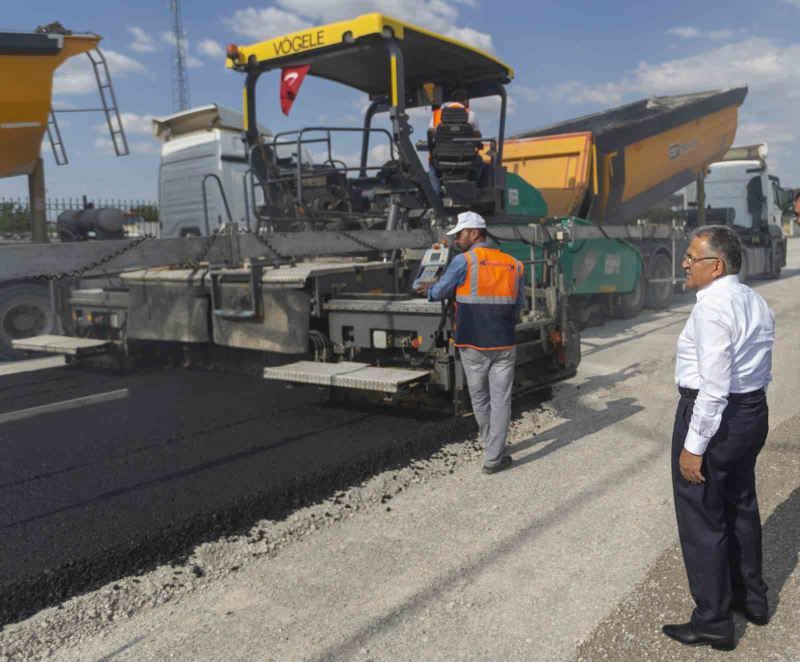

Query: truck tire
<box><xmin>738</xmin><ymin>252</ymin><xmax>749</xmax><ymax>283</ymax></box>
<box><xmin>767</xmin><ymin>245</ymin><xmax>784</xmax><ymax>279</ymax></box>
<box><xmin>0</xmin><ymin>284</ymin><xmax>56</xmax><ymax>358</ymax></box>
<box><xmin>644</xmin><ymin>253</ymin><xmax>673</xmax><ymax>310</ymax></box>
<box><xmin>611</xmin><ymin>273</ymin><xmax>646</xmax><ymax>318</ymax></box>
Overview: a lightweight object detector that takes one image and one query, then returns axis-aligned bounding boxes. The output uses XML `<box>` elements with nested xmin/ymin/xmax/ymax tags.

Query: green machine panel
<box><xmin>498</xmin><ymin>217</ymin><xmax>641</xmax><ymax>296</ymax></box>
<box><xmin>495</xmin><ymin>172</ymin><xmax>548</xmax><ymax>285</ymax></box>
<box><xmin>504</xmin><ymin>172</ymin><xmax>548</xmax><ymax>218</ymax></box>
<box><xmin>494</xmin><ymin>179</ymin><xmax>640</xmax><ymax>297</ymax></box>
<box><xmin>556</xmin><ymin>218</ymin><xmax>640</xmax><ymax>295</ymax></box>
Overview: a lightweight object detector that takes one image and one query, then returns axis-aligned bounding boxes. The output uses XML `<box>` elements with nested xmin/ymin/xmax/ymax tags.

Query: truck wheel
<box><xmin>738</xmin><ymin>253</ymin><xmax>749</xmax><ymax>283</ymax></box>
<box><xmin>644</xmin><ymin>253</ymin><xmax>673</xmax><ymax>310</ymax></box>
<box><xmin>0</xmin><ymin>284</ymin><xmax>56</xmax><ymax>358</ymax></box>
<box><xmin>611</xmin><ymin>274</ymin><xmax>646</xmax><ymax>319</ymax></box>
<box><xmin>767</xmin><ymin>245</ymin><xmax>784</xmax><ymax>279</ymax></box>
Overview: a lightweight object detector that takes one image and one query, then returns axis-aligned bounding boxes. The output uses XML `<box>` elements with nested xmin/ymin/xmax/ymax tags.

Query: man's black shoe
<box><xmin>482</xmin><ymin>456</ymin><xmax>512</xmax><ymax>475</ymax></box>
<box><xmin>730</xmin><ymin>602</ymin><xmax>769</xmax><ymax>626</ymax></box>
<box><xmin>661</xmin><ymin>623</ymin><xmax>735</xmax><ymax>651</ymax></box>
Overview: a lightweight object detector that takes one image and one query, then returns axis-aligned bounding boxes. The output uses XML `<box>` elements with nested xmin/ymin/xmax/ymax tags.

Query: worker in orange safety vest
<box><xmin>428</xmin><ymin>89</ymin><xmax>480</xmax><ymax>132</ymax></box>
<box><xmin>415</xmin><ymin>211</ymin><xmax>525</xmax><ymax>474</ymax></box>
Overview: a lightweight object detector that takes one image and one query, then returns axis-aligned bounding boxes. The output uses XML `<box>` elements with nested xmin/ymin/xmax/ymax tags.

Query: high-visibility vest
<box><xmin>454</xmin><ymin>246</ymin><xmax>524</xmax><ymax>350</ymax></box>
<box><xmin>431</xmin><ymin>102</ymin><xmax>467</xmax><ymax>129</ymax></box>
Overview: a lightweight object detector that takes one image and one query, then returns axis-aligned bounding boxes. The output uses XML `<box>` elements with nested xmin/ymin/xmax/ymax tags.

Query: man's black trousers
<box><xmin>671</xmin><ymin>388</ymin><xmax>769</xmax><ymax>636</ymax></box>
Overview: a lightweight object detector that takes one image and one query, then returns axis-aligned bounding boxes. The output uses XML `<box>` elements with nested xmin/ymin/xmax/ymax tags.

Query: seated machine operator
<box><xmin>427</xmin><ymin>89</ymin><xmax>480</xmax><ymax>195</ymax></box>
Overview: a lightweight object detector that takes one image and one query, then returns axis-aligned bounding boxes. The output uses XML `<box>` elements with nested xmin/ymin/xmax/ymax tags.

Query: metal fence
<box><xmin>0</xmin><ymin>196</ymin><xmax>160</xmax><ymax>238</ymax></box>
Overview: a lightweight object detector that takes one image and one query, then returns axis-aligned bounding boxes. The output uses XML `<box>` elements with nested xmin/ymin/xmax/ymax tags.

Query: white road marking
<box><xmin>0</xmin><ymin>389</ymin><xmax>129</xmax><ymax>424</ymax></box>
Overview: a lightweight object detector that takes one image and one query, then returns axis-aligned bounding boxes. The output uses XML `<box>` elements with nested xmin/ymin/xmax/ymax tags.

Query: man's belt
<box><xmin>678</xmin><ymin>386</ymin><xmax>765</xmax><ymax>402</ymax></box>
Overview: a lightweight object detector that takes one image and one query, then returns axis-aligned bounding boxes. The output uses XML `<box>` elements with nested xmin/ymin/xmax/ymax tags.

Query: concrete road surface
<box><xmin>2</xmin><ymin>241</ymin><xmax>798</xmax><ymax>661</ymax></box>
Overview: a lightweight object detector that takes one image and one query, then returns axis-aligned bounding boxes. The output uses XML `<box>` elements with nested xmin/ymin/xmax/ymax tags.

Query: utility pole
<box><xmin>170</xmin><ymin>0</ymin><xmax>190</xmax><ymax>111</ymax></box>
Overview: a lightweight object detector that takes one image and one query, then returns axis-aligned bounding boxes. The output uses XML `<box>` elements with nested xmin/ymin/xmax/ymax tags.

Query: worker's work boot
<box><xmin>482</xmin><ymin>455</ymin><xmax>512</xmax><ymax>475</ymax></box>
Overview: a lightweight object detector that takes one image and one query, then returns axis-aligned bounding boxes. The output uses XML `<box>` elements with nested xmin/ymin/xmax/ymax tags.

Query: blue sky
<box><xmin>3</xmin><ymin>0</ymin><xmax>800</xmax><ymax>202</ymax></box>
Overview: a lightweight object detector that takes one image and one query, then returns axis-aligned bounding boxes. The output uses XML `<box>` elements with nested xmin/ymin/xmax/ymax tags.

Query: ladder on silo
<box><xmin>46</xmin><ymin>110</ymin><xmax>68</xmax><ymax>165</ymax></box>
<box><xmin>87</xmin><ymin>48</ymin><xmax>129</xmax><ymax>157</ymax></box>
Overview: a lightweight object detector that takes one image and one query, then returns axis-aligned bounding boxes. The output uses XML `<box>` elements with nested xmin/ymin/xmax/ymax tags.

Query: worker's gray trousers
<box><xmin>459</xmin><ymin>346</ymin><xmax>516</xmax><ymax>468</ymax></box>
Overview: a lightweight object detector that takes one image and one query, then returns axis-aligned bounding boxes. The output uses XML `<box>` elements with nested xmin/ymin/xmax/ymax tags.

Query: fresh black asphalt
<box><xmin>0</xmin><ymin>364</ymin><xmax>456</xmax><ymax>623</ymax></box>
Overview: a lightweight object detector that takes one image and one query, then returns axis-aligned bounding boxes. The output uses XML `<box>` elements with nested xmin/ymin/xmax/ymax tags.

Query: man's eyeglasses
<box><xmin>682</xmin><ymin>254</ymin><xmax>723</xmax><ymax>267</ymax></box>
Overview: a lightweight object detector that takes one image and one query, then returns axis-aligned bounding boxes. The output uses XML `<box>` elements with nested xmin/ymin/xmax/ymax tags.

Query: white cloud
<box><xmin>118</xmin><ymin>112</ymin><xmax>156</xmax><ymax>135</ymax></box>
<box><xmin>198</xmin><ymin>38</ymin><xmax>224</xmax><ymax>58</ymax></box>
<box><xmin>538</xmin><ymin>38</ymin><xmax>800</xmax><ymax>105</ymax></box>
<box><xmin>54</xmin><ymin>49</ymin><xmax>145</xmax><ymax>95</ymax></box>
<box><xmin>94</xmin><ymin>136</ymin><xmax>159</xmax><ymax>156</ymax></box>
<box><xmin>666</xmin><ymin>26</ymin><xmax>736</xmax><ymax>42</ymax></box>
<box><xmin>547</xmin><ymin>80</ymin><xmax>627</xmax><ymax>106</ymax></box>
<box><xmin>531</xmin><ymin>37</ymin><xmax>800</xmax><ymax>183</ymax></box>
<box><xmin>227</xmin><ymin>2</ymin><xmax>493</xmax><ymax>52</ymax></box>
<box><xmin>159</xmin><ymin>32</ymin><xmax>203</xmax><ymax>68</ymax></box>
<box><xmin>666</xmin><ymin>26</ymin><xmax>700</xmax><ymax>39</ymax></box>
<box><xmin>707</xmin><ymin>29</ymin><xmax>736</xmax><ymax>41</ymax></box>
<box><xmin>735</xmin><ymin>122</ymin><xmax>794</xmax><ymax>147</ymax></box>
<box><xmin>632</xmin><ymin>38</ymin><xmax>798</xmax><ymax>95</ymax></box>
<box><xmin>470</xmin><ymin>93</ymin><xmax>516</xmax><ymax>116</ymax></box>
<box><xmin>226</xmin><ymin>7</ymin><xmax>311</xmax><ymax>40</ymax></box>
<box><xmin>127</xmin><ymin>26</ymin><xmax>158</xmax><ymax>53</ymax></box>
<box><xmin>369</xmin><ymin>143</ymin><xmax>392</xmax><ymax>164</ymax></box>
<box><xmin>131</xmin><ymin>141</ymin><xmax>161</xmax><ymax>155</ymax></box>
<box><xmin>445</xmin><ymin>26</ymin><xmax>493</xmax><ymax>53</ymax></box>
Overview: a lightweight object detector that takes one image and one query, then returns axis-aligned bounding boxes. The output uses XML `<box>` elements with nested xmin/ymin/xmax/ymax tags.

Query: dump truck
<box><xmin>0</xmin><ymin>27</ymin><xmax>128</xmax><ymax>356</ymax></box>
<box><xmin>501</xmin><ymin>89</ymin><xmax>785</xmax><ymax>323</ymax></box>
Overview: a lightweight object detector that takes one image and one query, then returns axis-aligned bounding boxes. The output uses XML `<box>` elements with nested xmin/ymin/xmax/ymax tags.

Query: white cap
<box><xmin>446</xmin><ymin>210</ymin><xmax>487</xmax><ymax>236</ymax></box>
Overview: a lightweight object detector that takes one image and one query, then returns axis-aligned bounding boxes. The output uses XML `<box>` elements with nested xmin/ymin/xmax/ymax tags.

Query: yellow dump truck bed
<box><xmin>505</xmin><ymin>88</ymin><xmax>747</xmax><ymax>224</ymax></box>
<box><xmin>0</xmin><ymin>31</ymin><xmax>99</xmax><ymax>178</ymax></box>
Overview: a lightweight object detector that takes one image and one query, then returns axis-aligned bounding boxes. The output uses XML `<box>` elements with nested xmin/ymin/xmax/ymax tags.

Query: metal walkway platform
<box><xmin>263</xmin><ymin>361</ymin><xmax>430</xmax><ymax>393</ymax></box>
<box><xmin>11</xmin><ymin>334</ymin><xmax>112</xmax><ymax>356</ymax></box>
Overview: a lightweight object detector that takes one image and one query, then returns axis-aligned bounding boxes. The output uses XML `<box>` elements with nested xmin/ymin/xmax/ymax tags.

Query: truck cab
<box><xmin>154</xmin><ymin>105</ymin><xmax>282</xmax><ymax>238</ymax></box>
<box><xmin>683</xmin><ymin>144</ymin><xmax>787</xmax><ymax>279</ymax></box>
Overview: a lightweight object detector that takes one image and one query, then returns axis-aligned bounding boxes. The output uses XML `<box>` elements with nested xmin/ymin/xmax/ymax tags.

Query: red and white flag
<box><xmin>280</xmin><ymin>65</ymin><xmax>310</xmax><ymax>116</ymax></box>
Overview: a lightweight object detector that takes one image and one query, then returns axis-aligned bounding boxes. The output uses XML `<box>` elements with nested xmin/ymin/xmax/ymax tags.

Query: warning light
<box><xmin>226</xmin><ymin>44</ymin><xmax>240</xmax><ymax>60</ymax></box>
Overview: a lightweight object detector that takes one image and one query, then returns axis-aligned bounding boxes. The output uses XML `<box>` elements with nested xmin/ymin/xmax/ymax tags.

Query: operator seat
<box><xmin>431</xmin><ymin>106</ymin><xmax>482</xmax><ymax>182</ymax></box>
<box><xmin>430</xmin><ymin>106</ymin><xmax>495</xmax><ymax>210</ymax></box>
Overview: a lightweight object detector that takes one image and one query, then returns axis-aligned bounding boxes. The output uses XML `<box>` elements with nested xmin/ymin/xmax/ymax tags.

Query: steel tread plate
<box><xmin>324</xmin><ymin>299</ymin><xmax>443</xmax><ymax>314</ymax></box>
<box><xmin>121</xmin><ymin>269</ymin><xmax>206</xmax><ymax>284</ymax></box>
<box><xmin>11</xmin><ymin>334</ymin><xmax>112</xmax><ymax>355</ymax></box>
<box><xmin>263</xmin><ymin>361</ymin><xmax>429</xmax><ymax>393</ymax></box>
<box><xmin>260</xmin><ymin>261</ymin><xmax>391</xmax><ymax>285</ymax></box>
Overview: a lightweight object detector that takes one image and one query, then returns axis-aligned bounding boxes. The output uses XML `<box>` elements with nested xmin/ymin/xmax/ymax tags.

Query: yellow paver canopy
<box><xmin>228</xmin><ymin>13</ymin><xmax>513</xmax><ymax>105</ymax></box>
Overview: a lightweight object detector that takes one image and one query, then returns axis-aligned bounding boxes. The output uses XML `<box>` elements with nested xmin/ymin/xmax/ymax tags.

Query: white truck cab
<box><xmin>683</xmin><ymin>144</ymin><xmax>787</xmax><ymax>279</ymax></box>
<box><xmin>153</xmin><ymin>105</ymin><xmax>275</xmax><ymax>238</ymax></box>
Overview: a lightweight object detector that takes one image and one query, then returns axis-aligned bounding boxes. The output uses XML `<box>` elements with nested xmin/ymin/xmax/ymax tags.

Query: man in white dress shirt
<box><xmin>662</xmin><ymin>225</ymin><xmax>775</xmax><ymax>651</ymax></box>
